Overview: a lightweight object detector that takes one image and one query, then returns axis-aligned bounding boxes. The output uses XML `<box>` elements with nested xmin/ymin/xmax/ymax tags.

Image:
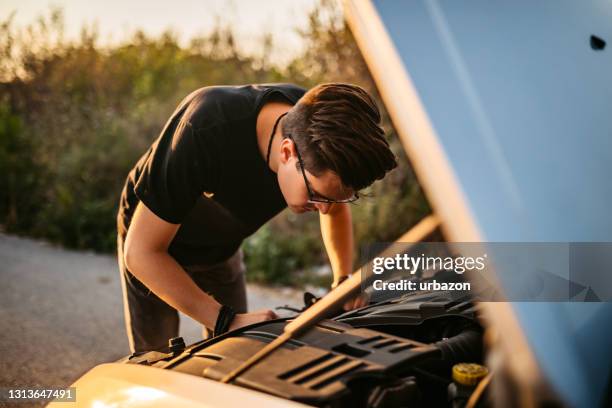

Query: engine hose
<box><xmin>433</xmin><ymin>328</ymin><xmax>482</xmax><ymax>363</ymax></box>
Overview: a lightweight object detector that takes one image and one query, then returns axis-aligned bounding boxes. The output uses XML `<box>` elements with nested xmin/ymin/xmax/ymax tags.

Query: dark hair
<box><xmin>282</xmin><ymin>83</ymin><xmax>397</xmax><ymax>191</ymax></box>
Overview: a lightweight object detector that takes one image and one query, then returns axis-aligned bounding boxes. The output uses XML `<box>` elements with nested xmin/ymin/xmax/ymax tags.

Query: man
<box><xmin>116</xmin><ymin>82</ymin><xmax>397</xmax><ymax>353</ymax></box>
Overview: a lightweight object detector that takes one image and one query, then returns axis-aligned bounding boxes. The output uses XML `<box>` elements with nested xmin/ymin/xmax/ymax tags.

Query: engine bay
<box><xmin>120</xmin><ymin>290</ymin><xmax>485</xmax><ymax>407</ymax></box>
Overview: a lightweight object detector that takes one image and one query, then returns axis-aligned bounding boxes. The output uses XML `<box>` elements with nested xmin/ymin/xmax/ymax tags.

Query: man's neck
<box><xmin>256</xmin><ymin>102</ymin><xmax>292</xmax><ymax>173</ymax></box>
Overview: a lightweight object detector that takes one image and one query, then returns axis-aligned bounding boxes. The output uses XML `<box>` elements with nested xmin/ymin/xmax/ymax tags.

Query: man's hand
<box><xmin>228</xmin><ymin>309</ymin><xmax>278</xmax><ymax>331</ymax></box>
<box><xmin>331</xmin><ymin>275</ymin><xmax>370</xmax><ymax>311</ymax></box>
<box><xmin>342</xmin><ymin>292</ymin><xmax>370</xmax><ymax>311</ymax></box>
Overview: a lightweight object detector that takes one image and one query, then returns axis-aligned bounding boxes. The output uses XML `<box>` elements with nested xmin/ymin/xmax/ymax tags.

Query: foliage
<box><xmin>0</xmin><ymin>1</ymin><xmax>429</xmax><ymax>287</ymax></box>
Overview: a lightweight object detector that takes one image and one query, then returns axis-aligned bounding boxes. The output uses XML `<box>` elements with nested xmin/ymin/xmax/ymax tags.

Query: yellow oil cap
<box><xmin>452</xmin><ymin>363</ymin><xmax>488</xmax><ymax>386</ymax></box>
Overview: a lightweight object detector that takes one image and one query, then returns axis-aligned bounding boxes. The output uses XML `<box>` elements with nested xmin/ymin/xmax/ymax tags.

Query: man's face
<box><xmin>276</xmin><ymin>138</ymin><xmax>356</xmax><ymax>214</ymax></box>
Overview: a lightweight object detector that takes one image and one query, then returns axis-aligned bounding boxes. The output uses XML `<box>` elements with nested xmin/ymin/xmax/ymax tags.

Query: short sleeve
<box><xmin>134</xmin><ymin>105</ymin><xmax>216</xmax><ymax>224</ymax></box>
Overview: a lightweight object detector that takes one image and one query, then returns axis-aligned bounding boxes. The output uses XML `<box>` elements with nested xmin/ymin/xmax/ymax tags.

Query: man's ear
<box><xmin>279</xmin><ymin>138</ymin><xmax>294</xmax><ymax>164</ymax></box>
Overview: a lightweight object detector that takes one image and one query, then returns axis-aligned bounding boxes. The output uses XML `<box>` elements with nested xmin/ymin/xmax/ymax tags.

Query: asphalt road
<box><xmin>0</xmin><ymin>232</ymin><xmax>303</xmax><ymax>407</ymax></box>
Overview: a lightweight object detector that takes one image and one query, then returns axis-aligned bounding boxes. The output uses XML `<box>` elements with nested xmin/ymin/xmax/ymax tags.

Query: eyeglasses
<box><xmin>286</xmin><ymin>134</ymin><xmax>359</xmax><ymax>204</ymax></box>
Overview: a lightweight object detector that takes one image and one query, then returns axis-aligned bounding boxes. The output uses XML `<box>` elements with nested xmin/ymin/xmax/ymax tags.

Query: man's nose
<box><xmin>314</xmin><ymin>202</ymin><xmax>331</xmax><ymax>214</ymax></box>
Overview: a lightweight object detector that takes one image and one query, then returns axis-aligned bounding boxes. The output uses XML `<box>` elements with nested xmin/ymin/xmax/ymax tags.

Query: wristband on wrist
<box><xmin>213</xmin><ymin>304</ymin><xmax>236</xmax><ymax>337</ymax></box>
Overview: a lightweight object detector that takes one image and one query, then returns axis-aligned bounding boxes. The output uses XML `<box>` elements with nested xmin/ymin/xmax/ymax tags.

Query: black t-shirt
<box><xmin>117</xmin><ymin>83</ymin><xmax>307</xmax><ymax>266</ymax></box>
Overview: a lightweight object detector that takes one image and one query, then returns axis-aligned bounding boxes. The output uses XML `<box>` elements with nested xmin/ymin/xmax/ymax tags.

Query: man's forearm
<box><xmin>320</xmin><ymin>203</ymin><xmax>354</xmax><ymax>285</ymax></box>
<box><xmin>125</xmin><ymin>250</ymin><xmax>221</xmax><ymax>328</ymax></box>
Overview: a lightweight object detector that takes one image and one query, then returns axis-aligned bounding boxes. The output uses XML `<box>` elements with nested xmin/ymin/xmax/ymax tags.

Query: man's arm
<box><xmin>319</xmin><ymin>203</ymin><xmax>354</xmax><ymax>287</ymax></box>
<box><xmin>124</xmin><ymin>202</ymin><xmax>275</xmax><ymax>331</ymax></box>
<box><xmin>124</xmin><ymin>202</ymin><xmax>222</xmax><ymax>328</ymax></box>
<box><xmin>320</xmin><ymin>203</ymin><xmax>369</xmax><ymax>310</ymax></box>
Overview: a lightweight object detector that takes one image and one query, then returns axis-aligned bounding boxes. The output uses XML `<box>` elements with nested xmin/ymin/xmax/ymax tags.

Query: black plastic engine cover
<box><xmin>123</xmin><ymin>289</ymin><xmax>481</xmax><ymax>406</ymax></box>
<box><xmin>166</xmin><ymin>320</ymin><xmax>438</xmax><ymax>405</ymax></box>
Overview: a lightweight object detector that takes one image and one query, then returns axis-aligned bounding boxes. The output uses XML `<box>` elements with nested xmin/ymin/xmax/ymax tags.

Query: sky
<box><xmin>2</xmin><ymin>0</ymin><xmax>320</xmax><ymax>65</ymax></box>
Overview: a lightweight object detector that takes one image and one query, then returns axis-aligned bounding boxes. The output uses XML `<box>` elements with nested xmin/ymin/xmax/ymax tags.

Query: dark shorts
<box><xmin>117</xmin><ymin>234</ymin><xmax>247</xmax><ymax>353</ymax></box>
